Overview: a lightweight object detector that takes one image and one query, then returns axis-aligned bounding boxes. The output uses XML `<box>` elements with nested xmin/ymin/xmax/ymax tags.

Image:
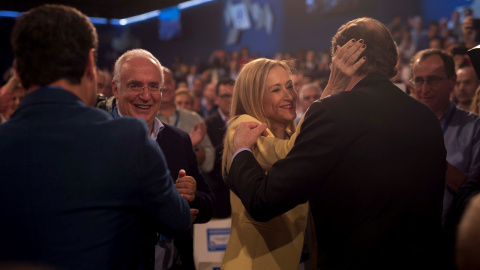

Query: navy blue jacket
<box><xmin>0</xmin><ymin>87</ymin><xmax>191</xmax><ymax>270</ymax></box>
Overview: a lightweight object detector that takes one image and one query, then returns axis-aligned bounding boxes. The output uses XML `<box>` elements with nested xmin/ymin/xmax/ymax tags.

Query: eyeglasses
<box><xmin>411</xmin><ymin>76</ymin><xmax>448</xmax><ymax>89</ymax></box>
<box><xmin>126</xmin><ymin>83</ymin><xmax>162</xmax><ymax>94</ymax></box>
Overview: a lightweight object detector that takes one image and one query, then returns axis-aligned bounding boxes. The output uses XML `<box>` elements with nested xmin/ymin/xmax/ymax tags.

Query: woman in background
<box><xmin>470</xmin><ymin>85</ymin><xmax>480</xmax><ymax>114</ymax></box>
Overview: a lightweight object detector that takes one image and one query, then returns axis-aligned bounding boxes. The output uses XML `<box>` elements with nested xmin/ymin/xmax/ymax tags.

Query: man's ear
<box><xmin>112</xmin><ymin>80</ymin><xmax>119</xmax><ymax>98</ymax></box>
<box><xmin>85</xmin><ymin>49</ymin><xmax>96</xmax><ymax>80</ymax></box>
<box><xmin>12</xmin><ymin>60</ymin><xmax>21</xmax><ymax>82</ymax></box>
<box><xmin>449</xmin><ymin>75</ymin><xmax>457</xmax><ymax>92</ymax></box>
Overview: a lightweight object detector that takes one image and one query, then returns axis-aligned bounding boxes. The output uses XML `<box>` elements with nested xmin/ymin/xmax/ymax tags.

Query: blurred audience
<box><xmin>157</xmin><ymin>68</ymin><xmax>215</xmax><ymax>173</ymax></box>
<box><xmin>205</xmin><ymin>77</ymin><xmax>235</xmax><ymax>218</ymax></box>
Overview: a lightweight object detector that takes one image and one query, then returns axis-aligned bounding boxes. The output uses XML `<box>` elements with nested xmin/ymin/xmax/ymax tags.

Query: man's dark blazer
<box><xmin>205</xmin><ymin>109</ymin><xmax>231</xmax><ymax>218</ymax></box>
<box><xmin>156</xmin><ymin>123</ymin><xmax>215</xmax><ymax>270</ymax></box>
<box><xmin>0</xmin><ymin>87</ymin><xmax>191</xmax><ymax>270</ymax></box>
<box><xmin>112</xmin><ymin>106</ymin><xmax>215</xmax><ymax>270</ymax></box>
<box><xmin>227</xmin><ymin>74</ymin><xmax>451</xmax><ymax>269</ymax></box>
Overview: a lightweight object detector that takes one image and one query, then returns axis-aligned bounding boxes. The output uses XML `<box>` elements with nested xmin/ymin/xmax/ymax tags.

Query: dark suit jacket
<box><xmin>111</xmin><ymin>107</ymin><xmax>215</xmax><ymax>270</ymax></box>
<box><xmin>157</xmin><ymin>123</ymin><xmax>215</xmax><ymax>224</ymax></box>
<box><xmin>227</xmin><ymin>74</ymin><xmax>450</xmax><ymax>269</ymax></box>
<box><xmin>205</xmin><ymin>110</ymin><xmax>231</xmax><ymax>218</ymax></box>
<box><xmin>156</xmin><ymin>123</ymin><xmax>215</xmax><ymax>270</ymax></box>
<box><xmin>0</xmin><ymin>87</ymin><xmax>191</xmax><ymax>270</ymax></box>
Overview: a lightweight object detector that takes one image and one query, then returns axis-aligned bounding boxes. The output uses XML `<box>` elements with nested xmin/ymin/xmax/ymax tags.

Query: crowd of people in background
<box><xmin>3</xmin><ymin>8</ymin><xmax>480</xmax><ymax>121</ymax></box>
<box><xmin>1</xmin><ymin>3</ymin><xmax>480</xmax><ymax>270</ymax></box>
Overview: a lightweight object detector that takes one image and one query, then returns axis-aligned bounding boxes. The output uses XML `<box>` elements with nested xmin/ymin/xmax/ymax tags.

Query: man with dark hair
<box><xmin>410</xmin><ymin>49</ymin><xmax>480</xmax><ymax>235</ymax></box>
<box><xmin>453</xmin><ymin>66</ymin><xmax>480</xmax><ymax>111</ymax></box>
<box><xmin>227</xmin><ymin>17</ymin><xmax>449</xmax><ymax>269</ymax></box>
<box><xmin>0</xmin><ymin>5</ymin><xmax>191</xmax><ymax>270</ymax></box>
<box><xmin>205</xmin><ymin>77</ymin><xmax>235</xmax><ymax>218</ymax></box>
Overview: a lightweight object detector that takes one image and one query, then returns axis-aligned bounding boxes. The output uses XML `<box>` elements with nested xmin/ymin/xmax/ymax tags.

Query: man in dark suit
<box><xmin>0</xmin><ymin>5</ymin><xmax>191</xmax><ymax>270</ymax></box>
<box><xmin>111</xmin><ymin>49</ymin><xmax>215</xmax><ymax>269</ymax></box>
<box><xmin>226</xmin><ymin>18</ymin><xmax>450</xmax><ymax>269</ymax></box>
<box><xmin>205</xmin><ymin>77</ymin><xmax>235</xmax><ymax>218</ymax></box>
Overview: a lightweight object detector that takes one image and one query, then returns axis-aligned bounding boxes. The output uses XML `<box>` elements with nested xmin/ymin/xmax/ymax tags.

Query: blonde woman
<box><xmin>221</xmin><ymin>58</ymin><xmax>306</xmax><ymax>270</ymax></box>
<box><xmin>174</xmin><ymin>87</ymin><xmax>195</xmax><ymax>111</ymax></box>
<box><xmin>470</xmin><ymin>85</ymin><xmax>480</xmax><ymax>114</ymax></box>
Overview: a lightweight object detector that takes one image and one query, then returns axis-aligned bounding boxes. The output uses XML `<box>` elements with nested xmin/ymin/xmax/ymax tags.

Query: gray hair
<box><xmin>298</xmin><ymin>83</ymin><xmax>322</xmax><ymax>100</ymax></box>
<box><xmin>112</xmin><ymin>49</ymin><xmax>164</xmax><ymax>88</ymax></box>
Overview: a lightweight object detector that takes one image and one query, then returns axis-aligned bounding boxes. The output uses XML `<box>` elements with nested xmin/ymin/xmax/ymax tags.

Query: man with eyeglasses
<box><xmin>112</xmin><ymin>49</ymin><xmax>215</xmax><ymax>270</ymax></box>
<box><xmin>410</xmin><ymin>48</ymin><xmax>480</xmax><ymax>233</ymax></box>
<box><xmin>205</xmin><ymin>77</ymin><xmax>235</xmax><ymax>218</ymax></box>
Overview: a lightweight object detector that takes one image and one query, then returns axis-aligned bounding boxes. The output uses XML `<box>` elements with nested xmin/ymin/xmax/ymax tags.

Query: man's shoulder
<box><xmin>88</xmin><ymin>111</ymin><xmax>150</xmax><ymax>142</ymax></box>
<box><xmin>205</xmin><ymin>110</ymin><xmax>222</xmax><ymax>125</ymax></box>
<box><xmin>178</xmin><ymin>108</ymin><xmax>204</xmax><ymax>122</ymax></box>
<box><xmin>160</xmin><ymin>122</ymin><xmax>190</xmax><ymax>139</ymax></box>
<box><xmin>455</xmin><ymin>107</ymin><xmax>480</xmax><ymax>123</ymax></box>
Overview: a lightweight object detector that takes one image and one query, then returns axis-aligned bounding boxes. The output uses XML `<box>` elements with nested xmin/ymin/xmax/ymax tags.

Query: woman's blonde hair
<box><xmin>175</xmin><ymin>87</ymin><xmax>195</xmax><ymax>104</ymax></box>
<box><xmin>470</xmin><ymin>85</ymin><xmax>480</xmax><ymax>114</ymax></box>
<box><xmin>221</xmin><ymin>58</ymin><xmax>295</xmax><ymax>178</ymax></box>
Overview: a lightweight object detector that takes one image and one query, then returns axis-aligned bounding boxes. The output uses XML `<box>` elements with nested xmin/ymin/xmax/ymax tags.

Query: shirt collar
<box><xmin>217</xmin><ymin>108</ymin><xmax>228</xmax><ymax>123</ymax></box>
<box><xmin>115</xmin><ymin>107</ymin><xmax>164</xmax><ymax>140</ymax></box>
<box><xmin>439</xmin><ymin>101</ymin><xmax>456</xmax><ymax>121</ymax></box>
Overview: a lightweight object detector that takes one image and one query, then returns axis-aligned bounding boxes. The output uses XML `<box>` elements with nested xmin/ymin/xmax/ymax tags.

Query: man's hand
<box><xmin>446</xmin><ymin>162</ymin><xmax>468</xmax><ymax>192</ymax></box>
<box><xmin>322</xmin><ymin>39</ymin><xmax>367</xmax><ymax>97</ymax></box>
<box><xmin>232</xmin><ymin>122</ymin><xmax>268</xmax><ymax>153</ymax></box>
<box><xmin>175</xmin><ymin>169</ymin><xmax>197</xmax><ymax>203</ymax></box>
<box><xmin>190</xmin><ymin>208</ymin><xmax>199</xmax><ymax>224</ymax></box>
<box><xmin>189</xmin><ymin>122</ymin><xmax>206</xmax><ymax>147</ymax></box>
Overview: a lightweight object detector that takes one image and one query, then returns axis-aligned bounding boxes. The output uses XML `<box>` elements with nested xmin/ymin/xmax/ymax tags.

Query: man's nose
<box><xmin>139</xmin><ymin>87</ymin><xmax>151</xmax><ymax>99</ymax></box>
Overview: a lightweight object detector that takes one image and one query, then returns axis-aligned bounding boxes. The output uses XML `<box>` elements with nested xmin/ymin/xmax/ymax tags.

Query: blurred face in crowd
<box><xmin>96</xmin><ymin>69</ymin><xmax>106</xmax><ymax>93</ymax></box>
<box><xmin>4</xmin><ymin>86</ymin><xmax>27</xmax><ymax>119</ymax></box>
<box><xmin>177</xmin><ymin>81</ymin><xmax>188</xmax><ymax>89</ymax></box>
<box><xmin>193</xmin><ymin>78</ymin><xmax>203</xmax><ymax>97</ymax></box>
<box><xmin>300</xmin><ymin>86</ymin><xmax>321</xmax><ymax>111</ymax></box>
<box><xmin>175</xmin><ymin>93</ymin><xmax>193</xmax><ymax>111</ymax></box>
<box><xmin>204</xmin><ymin>83</ymin><xmax>216</xmax><ymax>103</ymax></box>
<box><xmin>263</xmin><ymin>65</ymin><xmax>297</xmax><ymax>130</ymax></box>
<box><xmin>113</xmin><ymin>56</ymin><xmax>162</xmax><ymax>132</ymax></box>
<box><xmin>291</xmin><ymin>74</ymin><xmax>304</xmax><ymax>93</ymax></box>
<box><xmin>162</xmin><ymin>70</ymin><xmax>176</xmax><ymax>105</ymax></box>
<box><xmin>412</xmin><ymin>54</ymin><xmax>456</xmax><ymax>116</ymax></box>
<box><xmin>454</xmin><ymin>66</ymin><xmax>479</xmax><ymax>106</ymax></box>
<box><xmin>12</xmin><ymin>87</ymin><xmax>26</xmax><ymax>109</ymax></box>
<box><xmin>215</xmin><ymin>84</ymin><xmax>233</xmax><ymax>117</ymax></box>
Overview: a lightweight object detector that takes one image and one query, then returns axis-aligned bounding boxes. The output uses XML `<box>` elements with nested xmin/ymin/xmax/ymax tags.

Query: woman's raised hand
<box><xmin>321</xmin><ymin>39</ymin><xmax>367</xmax><ymax>98</ymax></box>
